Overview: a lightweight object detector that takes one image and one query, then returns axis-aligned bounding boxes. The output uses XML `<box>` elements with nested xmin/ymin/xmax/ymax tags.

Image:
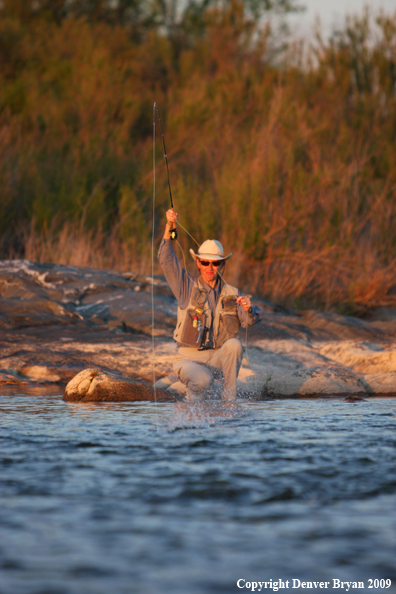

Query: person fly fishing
<box><xmin>158</xmin><ymin>209</ymin><xmax>263</xmax><ymax>403</ymax></box>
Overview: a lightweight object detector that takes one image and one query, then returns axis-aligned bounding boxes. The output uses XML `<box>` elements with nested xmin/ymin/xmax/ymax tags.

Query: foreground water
<box><xmin>0</xmin><ymin>393</ymin><xmax>395</xmax><ymax>594</ymax></box>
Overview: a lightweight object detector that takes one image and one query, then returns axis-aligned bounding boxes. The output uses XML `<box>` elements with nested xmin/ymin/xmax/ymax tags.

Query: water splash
<box><xmin>166</xmin><ymin>400</ymin><xmax>251</xmax><ymax>431</ymax></box>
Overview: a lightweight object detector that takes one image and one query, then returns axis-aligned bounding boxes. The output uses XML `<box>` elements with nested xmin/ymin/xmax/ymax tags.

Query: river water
<box><xmin>0</xmin><ymin>393</ymin><xmax>395</xmax><ymax>594</ymax></box>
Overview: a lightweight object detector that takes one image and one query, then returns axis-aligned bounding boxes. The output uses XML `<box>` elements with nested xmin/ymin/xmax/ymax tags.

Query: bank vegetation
<box><xmin>1</xmin><ymin>1</ymin><xmax>396</xmax><ymax>314</ymax></box>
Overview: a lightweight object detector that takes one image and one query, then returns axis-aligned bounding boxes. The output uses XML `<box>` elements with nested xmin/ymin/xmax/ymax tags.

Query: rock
<box><xmin>358</xmin><ymin>371</ymin><xmax>396</xmax><ymax>396</ymax></box>
<box><xmin>20</xmin><ymin>365</ymin><xmax>62</xmax><ymax>383</ymax></box>
<box><xmin>3</xmin><ymin>259</ymin><xmax>396</xmax><ymax>400</ymax></box>
<box><xmin>0</xmin><ymin>259</ymin><xmax>176</xmax><ymax>335</ymax></box>
<box><xmin>63</xmin><ymin>368</ymin><xmax>176</xmax><ymax>402</ymax></box>
<box><xmin>0</xmin><ymin>369</ymin><xmax>29</xmax><ymax>385</ymax></box>
<box><xmin>298</xmin><ymin>310</ymin><xmax>396</xmax><ymax>340</ymax></box>
<box><xmin>247</xmin><ymin>366</ymin><xmax>364</xmax><ymax>399</ymax></box>
<box><xmin>318</xmin><ymin>341</ymin><xmax>396</xmax><ymax>374</ymax></box>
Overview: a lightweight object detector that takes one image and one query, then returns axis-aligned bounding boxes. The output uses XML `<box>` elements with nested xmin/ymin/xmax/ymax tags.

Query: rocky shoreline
<box><xmin>1</xmin><ymin>259</ymin><xmax>396</xmax><ymax>401</ymax></box>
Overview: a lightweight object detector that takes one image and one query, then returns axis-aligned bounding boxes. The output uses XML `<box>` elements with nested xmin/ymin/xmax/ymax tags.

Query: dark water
<box><xmin>0</xmin><ymin>393</ymin><xmax>395</xmax><ymax>594</ymax></box>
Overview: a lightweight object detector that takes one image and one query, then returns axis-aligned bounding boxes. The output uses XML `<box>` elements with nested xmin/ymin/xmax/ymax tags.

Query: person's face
<box><xmin>196</xmin><ymin>259</ymin><xmax>224</xmax><ymax>285</ymax></box>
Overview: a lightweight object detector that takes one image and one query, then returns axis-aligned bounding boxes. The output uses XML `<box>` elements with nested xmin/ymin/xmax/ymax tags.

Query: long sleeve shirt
<box><xmin>158</xmin><ymin>238</ymin><xmax>262</xmax><ymax>346</ymax></box>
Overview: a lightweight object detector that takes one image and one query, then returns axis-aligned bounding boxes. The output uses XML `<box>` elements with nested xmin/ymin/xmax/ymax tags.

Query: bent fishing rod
<box><xmin>153</xmin><ymin>103</ymin><xmax>177</xmax><ymax>241</ymax></box>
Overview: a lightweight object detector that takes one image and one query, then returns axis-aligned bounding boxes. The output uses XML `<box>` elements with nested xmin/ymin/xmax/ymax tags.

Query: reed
<box><xmin>1</xmin><ymin>6</ymin><xmax>396</xmax><ymax>313</ymax></box>
<box><xmin>19</xmin><ymin>221</ymin><xmax>151</xmax><ymax>274</ymax></box>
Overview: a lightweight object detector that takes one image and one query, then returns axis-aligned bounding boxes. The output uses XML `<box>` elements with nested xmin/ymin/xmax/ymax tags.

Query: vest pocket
<box><xmin>179</xmin><ymin>309</ymin><xmax>206</xmax><ymax>347</ymax></box>
<box><xmin>216</xmin><ymin>311</ymin><xmax>240</xmax><ymax>347</ymax></box>
<box><xmin>222</xmin><ymin>312</ymin><xmax>240</xmax><ymax>334</ymax></box>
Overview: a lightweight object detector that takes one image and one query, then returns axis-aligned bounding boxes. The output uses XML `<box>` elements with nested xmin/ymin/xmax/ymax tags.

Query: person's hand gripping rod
<box><xmin>165</xmin><ymin>208</ymin><xmax>178</xmax><ymax>241</ymax></box>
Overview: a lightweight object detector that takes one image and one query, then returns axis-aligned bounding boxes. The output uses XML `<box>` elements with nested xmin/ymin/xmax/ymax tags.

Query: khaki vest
<box><xmin>174</xmin><ymin>277</ymin><xmax>240</xmax><ymax>349</ymax></box>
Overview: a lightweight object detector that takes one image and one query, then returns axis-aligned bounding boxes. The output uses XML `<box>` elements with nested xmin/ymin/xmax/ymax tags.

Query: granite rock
<box><xmin>63</xmin><ymin>368</ymin><xmax>175</xmax><ymax>403</ymax></box>
<box><xmin>2</xmin><ymin>259</ymin><xmax>396</xmax><ymax>400</ymax></box>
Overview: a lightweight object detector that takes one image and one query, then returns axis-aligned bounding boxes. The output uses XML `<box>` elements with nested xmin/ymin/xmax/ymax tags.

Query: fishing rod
<box><xmin>153</xmin><ymin>103</ymin><xmax>177</xmax><ymax>241</ymax></box>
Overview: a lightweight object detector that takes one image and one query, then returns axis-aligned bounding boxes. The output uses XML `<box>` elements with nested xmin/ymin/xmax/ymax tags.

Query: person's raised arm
<box><xmin>159</xmin><ymin>208</ymin><xmax>193</xmax><ymax>308</ymax></box>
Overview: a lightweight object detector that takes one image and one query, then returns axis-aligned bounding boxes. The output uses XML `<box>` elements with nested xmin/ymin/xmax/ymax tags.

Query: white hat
<box><xmin>190</xmin><ymin>239</ymin><xmax>232</xmax><ymax>262</ymax></box>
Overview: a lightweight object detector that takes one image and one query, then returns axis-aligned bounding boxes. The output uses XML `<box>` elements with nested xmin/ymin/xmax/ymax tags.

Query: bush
<box><xmin>1</xmin><ymin>6</ymin><xmax>396</xmax><ymax>313</ymax></box>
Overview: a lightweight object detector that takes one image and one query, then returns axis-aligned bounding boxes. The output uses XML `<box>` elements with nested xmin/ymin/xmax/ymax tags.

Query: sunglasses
<box><xmin>199</xmin><ymin>260</ymin><xmax>223</xmax><ymax>267</ymax></box>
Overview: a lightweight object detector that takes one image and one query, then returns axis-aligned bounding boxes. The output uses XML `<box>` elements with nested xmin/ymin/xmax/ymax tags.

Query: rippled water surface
<box><xmin>1</xmin><ymin>393</ymin><xmax>395</xmax><ymax>594</ymax></box>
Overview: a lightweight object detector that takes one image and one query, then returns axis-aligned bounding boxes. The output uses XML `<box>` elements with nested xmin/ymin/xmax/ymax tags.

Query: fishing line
<box><xmin>177</xmin><ymin>220</ymin><xmax>200</xmax><ymax>248</ymax></box>
<box><xmin>216</xmin><ymin>266</ymin><xmax>252</xmax><ymax>371</ymax></box>
<box><xmin>152</xmin><ymin>103</ymin><xmax>159</xmax><ymax>432</ymax></box>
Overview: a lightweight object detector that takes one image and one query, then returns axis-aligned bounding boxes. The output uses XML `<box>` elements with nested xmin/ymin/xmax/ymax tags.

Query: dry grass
<box><xmin>17</xmin><ymin>224</ymin><xmax>396</xmax><ymax>315</ymax></box>
<box><xmin>20</xmin><ymin>222</ymin><xmax>151</xmax><ymax>274</ymax></box>
<box><xmin>1</xmin><ymin>7</ymin><xmax>396</xmax><ymax>313</ymax></box>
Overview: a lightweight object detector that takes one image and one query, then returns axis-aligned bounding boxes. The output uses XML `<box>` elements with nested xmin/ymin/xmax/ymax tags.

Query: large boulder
<box><xmin>63</xmin><ymin>369</ymin><xmax>175</xmax><ymax>402</ymax></box>
<box><xmin>358</xmin><ymin>371</ymin><xmax>396</xmax><ymax>396</ymax></box>
<box><xmin>243</xmin><ymin>365</ymin><xmax>365</xmax><ymax>399</ymax></box>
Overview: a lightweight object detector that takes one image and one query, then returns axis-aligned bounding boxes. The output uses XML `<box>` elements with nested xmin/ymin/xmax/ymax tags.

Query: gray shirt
<box><xmin>158</xmin><ymin>238</ymin><xmax>262</xmax><ymax>346</ymax></box>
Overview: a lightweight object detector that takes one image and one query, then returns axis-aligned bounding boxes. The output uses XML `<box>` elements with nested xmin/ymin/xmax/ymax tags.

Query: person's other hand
<box><xmin>237</xmin><ymin>296</ymin><xmax>251</xmax><ymax>312</ymax></box>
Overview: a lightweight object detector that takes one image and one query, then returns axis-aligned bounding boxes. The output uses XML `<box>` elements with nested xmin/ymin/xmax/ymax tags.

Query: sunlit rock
<box><xmin>358</xmin><ymin>371</ymin><xmax>396</xmax><ymax>396</ymax></box>
<box><xmin>63</xmin><ymin>368</ymin><xmax>175</xmax><ymax>402</ymax></box>
<box><xmin>243</xmin><ymin>365</ymin><xmax>365</xmax><ymax>399</ymax></box>
<box><xmin>20</xmin><ymin>365</ymin><xmax>62</xmax><ymax>383</ymax></box>
<box><xmin>3</xmin><ymin>259</ymin><xmax>396</xmax><ymax>399</ymax></box>
<box><xmin>318</xmin><ymin>341</ymin><xmax>396</xmax><ymax>374</ymax></box>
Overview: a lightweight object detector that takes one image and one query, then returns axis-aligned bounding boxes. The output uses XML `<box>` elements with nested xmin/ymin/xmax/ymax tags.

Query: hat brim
<box><xmin>189</xmin><ymin>249</ymin><xmax>232</xmax><ymax>262</ymax></box>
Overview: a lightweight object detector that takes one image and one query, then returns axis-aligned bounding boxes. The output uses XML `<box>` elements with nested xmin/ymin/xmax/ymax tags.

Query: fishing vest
<box><xmin>174</xmin><ymin>277</ymin><xmax>240</xmax><ymax>349</ymax></box>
